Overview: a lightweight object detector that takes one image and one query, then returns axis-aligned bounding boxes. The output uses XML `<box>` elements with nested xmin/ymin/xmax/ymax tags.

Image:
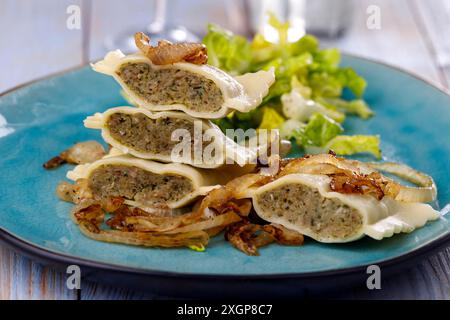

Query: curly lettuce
<box><xmin>292</xmin><ymin>113</ymin><xmax>343</xmax><ymax>147</ymax></box>
<box><xmin>290</xmin><ymin>114</ymin><xmax>381</xmax><ymax>158</ymax></box>
<box><xmin>325</xmin><ymin>135</ymin><xmax>381</xmax><ymax>158</ymax></box>
<box><xmin>203</xmin><ymin>14</ymin><xmax>379</xmax><ymax>158</ymax></box>
<box><xmin>202</xmin><ymin>24</ymin><xmax>251</xmax><ymax>74</ymax></box>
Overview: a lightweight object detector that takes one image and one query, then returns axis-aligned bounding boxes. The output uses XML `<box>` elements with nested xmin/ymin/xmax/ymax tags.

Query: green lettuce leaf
<box><xmin>289</xmin><ymin>34</ymin><xmax>319</xmax><ymax>56</ymax></box>
<box><xmin>290</xmin><ymin>75</ymin><xmax>312</xmax><ymax>98</ymax></box>
<box><xmin>188</xmin><ymin>244</ymin><xmax>206</xmax><ymax>252</ymax></box>
<box><xmin>202</xmin><ymin>18</ymin><xmax>378</xmax><ymax>156</ymax></box>
<box><xmin>251</xmin><ymin>33</ymin><xmax>279</xmax><ymax>64</ymax></box>
<box><xmin>262</xmin><ymin>76</ymin><xmax>291</xmax><ymax>104</ymax></box>
<box><xmin>308</xmin><ymin>71</ymin><xmax>343</xmax><ymax>98</ymax></box>
<box><xmin>202</xmin><ymin>24</ymin><xmax>251</xmax><ymax>74</ymax></box>
<box><xmin>325</xmin><ymin>135</ymin><xmax>381</xmax><ymax>158</ymax></box>
<box><xmin>258</xmin><ymin>107</ymin><xmax>285</xmax><ymax>130</ymax></box>
<box><xmin>336</xmin><ymin>67</ymin><xmax>367</xmax><ymax>97</ymax></box>
<box><xmin>294</xmin><ymin>113</ymin><xmax>343</xmax><ymax>147</ymax></box>
<box><xmin>281</xmin><ymin>80</ymin><xmax>345</xmax><ymax>123</ymax></box>
<box><xmin>325</xmin><ymin>98</ymin><xmax>374</xmax><ymax>119</ymax></box>
<box><xmin>310</xmin><ymin>48</ymin><xmax>340</xmax><ymax>72</ymax></box>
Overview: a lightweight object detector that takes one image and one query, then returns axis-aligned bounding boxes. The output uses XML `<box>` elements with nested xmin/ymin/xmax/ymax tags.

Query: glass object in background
<box><xmin>167</xmin><ymin>0</ymin><xmax>249</xmax><ymax>37</ymax></box>
<box><xmin>247</xmin><ymin>0</ymin><xmax>287</xmax><ymax>43</ymax></box>
<box><xmin>248</xmin><ymin>0</ymin><xmax>353</xmax><ymax>40</ymax></box>
<box><xmin>304</xmin><ymin>0</ymin><xmax>353</xmax><ymax>37</ymax></box>
<box><xmin>287</xmin><ymin>0</ymin><xmax>306</xmax><ymax>41</ymax></box>
<box><xmin>105</xmin><ymin>0</ymin><xmax>199</xmax><ymax>53</ymax></box>
<box><xmin>416</xmin><ymin>0</ymin><xmax>450</xmax><ymax>68</ymax></box>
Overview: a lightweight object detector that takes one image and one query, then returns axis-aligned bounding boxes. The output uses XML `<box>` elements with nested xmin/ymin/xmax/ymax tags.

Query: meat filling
<box><xmin>256</xmin><ymin>183</ymin><xmax>363</xmax><ymax>239</ymax></box>
<box><xmin>107</xmin><ymin>112</ymin><xmax>212</xmax><ymax>156</ymax></box>
<box><xmin>117</xmin><ymin>62</ymin><xmax>224</xmax><ymax>112</ymax></box>
<box><xmin>88</xmin><ymin>165</ymin><xmax>194</xmax><ymax>205</ymax></box>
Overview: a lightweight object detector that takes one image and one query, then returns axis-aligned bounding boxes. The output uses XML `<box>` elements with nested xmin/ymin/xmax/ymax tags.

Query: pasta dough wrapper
<box><xmin>67</xmin><ymin>155</ymin><xmax>253</xmax><ymax>209</ymax></box>
<box><xmin>249</xmin><ymin>173</ymin><xmax>440</xmax><ymax>243</ymax></box>
<box><xmin>84</xmin><ymin>106</ymin><xmax>262</xmax><ymax>168</ymax></box>
<box><xmin>91</xmin><ymin>50</ymin><xmax>275</xmax><ymax>119</ymax></box>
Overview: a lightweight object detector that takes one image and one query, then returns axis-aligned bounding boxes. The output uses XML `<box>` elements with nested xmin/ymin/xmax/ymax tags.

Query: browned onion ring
<box><xmin>134</xmin><ymin>32</ymin><xmax>208</xmax><ymax>65</ymax></box>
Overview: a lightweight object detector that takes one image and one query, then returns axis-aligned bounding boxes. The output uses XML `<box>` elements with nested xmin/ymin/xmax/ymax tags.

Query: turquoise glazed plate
<box><xmin>0</xmin><ymin>55</ymin><xmax>449</xmax><ymax>297</ymax></box>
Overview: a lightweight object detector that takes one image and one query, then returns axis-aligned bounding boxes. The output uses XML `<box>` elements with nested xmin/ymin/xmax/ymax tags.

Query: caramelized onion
<box><xmin>366</xmin><ymin>162</ymin><xmax>437</xmax><ymax>202</ymax></box>
<box><xmin>56</xmin><ymin>179</ymin><xmax>93</xmax><ymax>204</ymax></box>
<box><xmin>225</xmin><ymin>221</ymin><xmax>263</xmax><ymax>256</ymax></box>
<box><xmin>262</xmin><ymin>223</ymin><xmax>304</xmax><ymax>245</ymax></box>
<box><xmin>44</xmin><ymin>141</ymin><xmax>106</xmax><ymax>169</ymax></box>
<box><xmin>134</xmin><ymin>32</ymin><xmax>208</xmax><ymax>65</ymax></box>
<box><xmin>165</xmin><ymin>212</ymin><xmax>241</xmax><ymax>234</ymax></box>
<box><xmin>72</xmin><ymin>202</ymin><xmax>210</xmax><ymax>248</ymax></box>
<box><xmin>79</xmin><ymin>222</ymin><xmax>210</xmax><ymax>248</ymax></box>
<box><xmin>329</xmin><ymin>171</ymin><xmax>386</xmax><ymax>200</ymax></box>
<box><xmin>224</xmin><ymin>221</ymin><xmax>304</xmax><ymax>256</ymax></box>
<box><xmin>277</xmin><ymin>154</ymin><xmax>436</xmax><ymax>202</ymax></box>
<box><xmin>65</xmin><ymin>153</ymin><xmax>437</xmax><ymax>253</ymax></box>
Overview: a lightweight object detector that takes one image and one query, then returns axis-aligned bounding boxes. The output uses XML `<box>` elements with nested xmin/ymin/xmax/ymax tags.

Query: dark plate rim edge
<box><xmin>0</xmin><ymin>53</ymin><xmax>449</xmax><ymax>280</ymax></box>
<box><xmin>1</xmin><ymin>224</ymin><xmax>449</xmax><ymax>280</ymax></box>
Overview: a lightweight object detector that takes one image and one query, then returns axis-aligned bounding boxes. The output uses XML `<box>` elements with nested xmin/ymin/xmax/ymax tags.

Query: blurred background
<box><xmin>1</xmin><ymin>0</ymin><xmax>449</xmax><ymax>93</ymax></box>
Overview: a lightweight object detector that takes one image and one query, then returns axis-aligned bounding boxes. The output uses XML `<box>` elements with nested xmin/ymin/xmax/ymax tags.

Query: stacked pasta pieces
<box><xmin>57</xmin><ymin>33</ymin><xmax>440</xmax><ymax>255</ymax></box>
<box><xmin>61</xmin><ymin>33</ymin><xmax>277</xmax><ymax>250</ymax></box>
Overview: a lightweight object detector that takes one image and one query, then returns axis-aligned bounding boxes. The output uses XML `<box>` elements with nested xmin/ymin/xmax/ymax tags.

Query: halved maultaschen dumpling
<box><xmin>251</xmin><ymin>173</ymin><xmax>439</xmax><ymax>243</ymax></box>
<box><xmin>230</xmin><ymin>154</ymin><xmax>440</xmax><ymax>243</ymax></box>
<box><xmin>67</xmin><ymin>155</ymin><xmax>224</xmax><ymax>209</ymax></box>
<box><xmin>84</xmin><ymin>106</ymin><xmax>261</xmax><ymax>168</ymax></box>
<box><xmin>91</xmin><ymin>50</ymin><xmax>275</xmax><ymax>119</ymax></box>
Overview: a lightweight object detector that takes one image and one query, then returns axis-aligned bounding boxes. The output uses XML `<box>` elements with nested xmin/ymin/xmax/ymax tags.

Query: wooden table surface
<box><xmin>1</xmin><ymin>0</ymin><xmax>449</xmax><ymax>300</ymax></box>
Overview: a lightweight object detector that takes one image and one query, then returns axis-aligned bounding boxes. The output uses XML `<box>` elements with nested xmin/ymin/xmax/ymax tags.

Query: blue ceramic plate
<box><xmin>0</xmin><ymin>55</ymin><xmax>449</xmax><ymax>296</ymax></box>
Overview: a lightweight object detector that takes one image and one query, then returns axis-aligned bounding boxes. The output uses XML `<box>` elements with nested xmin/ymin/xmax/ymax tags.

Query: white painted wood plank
<box><xmin>324</xmin><ymin>248</ymin><xmax>450</xmax><ymax>300</ymax></box>
<box><xmin>0</xmin><ymin>246</ymin><xmax>77</xmax><ymax>300</ymax></box>
<box><xmin>0</xmin><ymin>0</ymin><xmax>84</xmax><ymax>92</ymax></box>
<box><xmin>0</xmin><ymin>0</ymin><xmax>83</xmax><ymax>300</ymax></box>
<box><xmin>320</xmin><ymin>0</ymin><xmax>441</xmax><ymax>84</ymax></box>
<box><xmin>410</xmin><ymin>0</ymin><xmax>450</xmax><ymax>88</ymax></box>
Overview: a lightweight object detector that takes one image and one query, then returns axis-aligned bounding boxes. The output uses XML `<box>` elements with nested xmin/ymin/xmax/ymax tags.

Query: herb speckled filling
<box><xmin>117</xmin><ymin>62</ymin><xmax>224</xmax><ymax>112</ymax></box>
<box><xmin>88</xmin><ymin>165</ymin><xmax>194</xmax><ymax>205</ymax></box>
<box><xmin>256</xmin><ymin>183</ymin><xmax>363</xmax><ymax>239</ymax></box>
<box><xmin>107</xmin><ymin>112</ymin><xmax>211</xmax><ymax>156</ymax></box>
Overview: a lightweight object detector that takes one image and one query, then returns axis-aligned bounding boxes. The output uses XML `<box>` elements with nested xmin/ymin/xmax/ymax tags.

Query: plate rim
<box><xmin>1</xmin><ymin>224</ymin><xmax>449</xmax><ymax>280</ymax></box>
<box><xmin>1</xmin><ymin>53</ymin><xmax>449</xmax><ymax>280</ymax></box>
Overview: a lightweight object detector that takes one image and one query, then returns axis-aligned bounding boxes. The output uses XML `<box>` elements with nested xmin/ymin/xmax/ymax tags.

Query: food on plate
<box><xmin>43</xmin><ymin>141</ymin><xmax>106</xmax><ymax>169</ymax></box>
<box><xmin>203</xmin><ymin>15</ymin><xmax>380</xmax><ymax>158</ymax></box>
<box><xmin>58</xmin><ymin>174</ymin><xmax>252</xmax><ymax>249</ymax></box>
<box><xmin>65</xmin><ymin>154</ymin><xmax>243</xmax><ymax>209</ymax></box>
<box><xmin>60</xmin><ymin>167</ymin><xmax>304</xmax><ymax>254</ymax></box>
<box><xmin>68</xmin><ymin>197</ymin><xmax>248</xmax><ymax>249</ymax></box>
<box><xmin>224</xmin><ymin>220</ymin><xmax>304</xmax><ymax>256</ymax></box>
<box><xmin>56</xmin><ymin>151</ymin><xmax>439</xmax><ymax>254</ymax></box>
<box><xmin>253</xmin><ymin>174</ymin><xmax>438</xmax><ymax>242</ymax></box>
<box><xmin>209</xmin><ymin>153</ymin><xmax>439</xmax><ymax>245</ymax></box>
<box><xmin>47</xmin><ymin>23</ymin><xmax>440</xmax><ymax>256</ymax></box>
<box><xmin>134</xmin><ymin>32</ymin><xmax>208</xmax><ymax>65</ymax></box>
<box><xmin>84</xmin><ymin>106</ymin><xmax>264</xmax><ymax>168</ymax></box>
<box><xmin>91</xmin><ymin>33</ymin><xmax>275</xmax><ymax>119</ymax></box>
